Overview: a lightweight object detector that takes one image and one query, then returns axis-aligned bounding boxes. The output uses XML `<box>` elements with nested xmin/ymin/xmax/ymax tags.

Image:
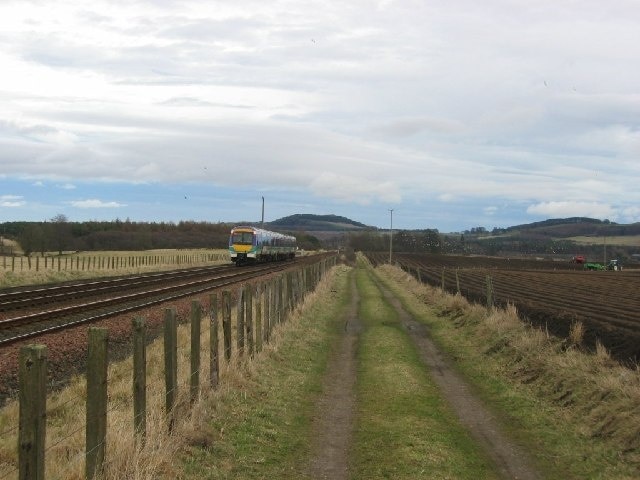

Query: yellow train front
<box><xmin>229</xmin><ymin>226</ymin><xmax>297</xmax><ymax>266</ymax></box>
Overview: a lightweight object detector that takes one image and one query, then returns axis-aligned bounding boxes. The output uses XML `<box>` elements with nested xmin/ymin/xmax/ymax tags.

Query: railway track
<box><xmin>0</xmin><ymin>265</ymin><xmax>237</xmax><ymax>312</ymax></box>
<box><xmin>0</xmin><ymin>259</ymin><xmax>311</xmax><ymax>347</ymax></box>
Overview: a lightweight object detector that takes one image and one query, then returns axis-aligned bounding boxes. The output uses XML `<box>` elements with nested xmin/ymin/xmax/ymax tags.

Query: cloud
<box><xmin>483</xmin><ymin>206</ymin><xmax>498</xmax><ymax>216</ymax></box>
<box><xmin>1</xmin><ymin>195</ymin><xmax>25</xmax><ymax>207</ymax></box>
<box><xmin>70</xmin><ymin>199</ymin><xmax>126</xmax><ymax>208</ymax></box>
<box><xmin>371</xmin><ymin>117</ymin><xmax>466</xmax><ymax>137</ymax></box>
<box><xmin>526</xmin><ymin>201</ymin><xmax>616</xmax><ymax>220</ymax></box>
<box><xmin>309</xmin><ymin>172</ymin><xmax>401</xmax><ymax>205</ymax></box>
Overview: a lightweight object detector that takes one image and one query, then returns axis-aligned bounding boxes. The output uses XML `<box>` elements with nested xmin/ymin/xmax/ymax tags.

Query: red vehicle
<box><xmin>572</xmin><ymin>255</ymin><xmax>586</xmax><ymax>264</ymax></box>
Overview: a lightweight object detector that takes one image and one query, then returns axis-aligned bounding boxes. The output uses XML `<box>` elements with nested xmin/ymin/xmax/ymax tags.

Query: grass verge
<box><xmin>371</xmin><ymin>260</ymin><xmax>640</xmax><ymax>480</ymax></box>
<box><xmin>0</xmin><ymin>264</ymin><xmax>349</xmax><ymax>479</ymax></box>
<box><xmin>351</xmin><ymin>265</ymin><xmax>499</xmax><ymax>479</ymax></box>
<box><xmin>178</xmin><ymin>265</ymin><xmax>352</xmax><ymax>479</ymax></box>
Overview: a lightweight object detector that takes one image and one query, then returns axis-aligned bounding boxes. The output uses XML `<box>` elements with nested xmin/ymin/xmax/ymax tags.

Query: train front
<box><xmin>229</xmin><ymin>226</ymin><xmax>257</xmax><ymax>266</ymax></box>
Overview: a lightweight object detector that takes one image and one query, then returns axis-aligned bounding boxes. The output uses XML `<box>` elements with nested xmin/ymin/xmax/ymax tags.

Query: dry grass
<box><xmin>568</xmin><ymin>320</ymin><xmax>585</xmax><ymax>346</ymax></box>
<box><xmin>0</xmin><ymin>249</ymin><xmax>229</xmax><ymax>288</ymax></box>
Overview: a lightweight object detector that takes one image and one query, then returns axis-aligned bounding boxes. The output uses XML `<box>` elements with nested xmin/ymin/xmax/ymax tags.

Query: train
<box><xmin>228</xmin><ymin>225</ymin><xmax>297</xmax><ymax>266</ymax></box>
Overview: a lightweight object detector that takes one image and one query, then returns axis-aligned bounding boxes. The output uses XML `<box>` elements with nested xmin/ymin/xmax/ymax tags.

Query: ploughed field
<box><xmin>366</xmin><ymin>252</ymin><xmax>640</xmax><ymax>364</ymax></box>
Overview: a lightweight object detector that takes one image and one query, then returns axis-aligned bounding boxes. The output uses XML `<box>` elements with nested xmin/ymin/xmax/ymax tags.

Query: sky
<box><xmin>1</xmin><ymin>0</ymin><xmax>639</xmax><ymax>232</ymax></box>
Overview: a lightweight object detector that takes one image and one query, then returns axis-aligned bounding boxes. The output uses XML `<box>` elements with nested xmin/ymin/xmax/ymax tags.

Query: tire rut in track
<box><xmin>308</xmin><ymin>274</ymin><xmax>361</xmax><ymax>480</ymax></box>
<box><xmin>370</xmin><ymin>273</ymin><xmax>542</xmax><ymax>480</ymax></box>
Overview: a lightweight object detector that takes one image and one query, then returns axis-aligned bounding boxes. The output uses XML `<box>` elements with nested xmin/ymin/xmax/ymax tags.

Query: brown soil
<box><xmin>308</xmin><ymin>275</ymin><xmax>361</xmax><ymax>479</ymax></box>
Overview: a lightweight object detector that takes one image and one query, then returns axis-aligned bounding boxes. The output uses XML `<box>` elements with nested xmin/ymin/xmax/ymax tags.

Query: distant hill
<box><xmin>267</xmin><ymin>214</ymin><xmax>373</xmax><ymax>232</ymax></box>
<box><xmin>499</xmin><ymin>217</ymin><xmax>640</xmax><ymax>238</ymax></box>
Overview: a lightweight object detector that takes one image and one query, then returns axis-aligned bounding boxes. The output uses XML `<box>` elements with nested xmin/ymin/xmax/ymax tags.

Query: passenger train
<box><xmin>228</xmin><ymin>226</ymin><xmax>297</xmax><ymax>266</ymax></box>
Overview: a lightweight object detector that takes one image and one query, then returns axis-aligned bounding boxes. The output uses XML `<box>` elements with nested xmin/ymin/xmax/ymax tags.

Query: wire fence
<box><xmin>0</xmin><ymin>251</ymin><xmax>228</xmax><ymax>273</ymax></box>
<box><xmin>0</xmin><ymin>255</ymin><xmax>336</xmax><ymax>480</ymax></box>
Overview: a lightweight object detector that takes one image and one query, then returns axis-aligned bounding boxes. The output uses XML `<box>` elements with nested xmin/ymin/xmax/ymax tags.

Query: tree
<box><xmin>17</xmin><ymin>224</ymin><xmax>44</xmax><ymax>256</ymax></box>
<box><xmin>49</xmin><ymin>214</ymin><xmax>72</xmax><ymax>255</ymax></box>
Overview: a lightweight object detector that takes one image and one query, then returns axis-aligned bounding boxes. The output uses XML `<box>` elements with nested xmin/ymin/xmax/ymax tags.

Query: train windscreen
<box><xmin>232</xmin><ymin>232</ymin><xmax>254</xmax><ymax>245</ymax></box>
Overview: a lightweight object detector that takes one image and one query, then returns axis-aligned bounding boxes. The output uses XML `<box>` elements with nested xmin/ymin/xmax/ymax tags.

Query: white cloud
<box><xmin>526</xmin><ymin>201</ymin><xmax>616</xmax><ymax>220</ymax></box>
<box><xmin>1</xmin><ymin>195</ymin><xmax>25</xmax><ymax>207</ymax></box>
<box><xmin>483</xmin><ymin>206</ymin><xmax>498</xmax><ymax>216</ymax></box>
<box><xmin>438</xmin><ymin>193</ymin><xmax>456</xmax><ymax>202</ymax></box>
<box><xmin>70</xmin><ymin>199</ymin><xmax>126</xmax><ymax>208</ymax></box>
<box><xmin>309</xmin><ymin>172</ymin><xmax>401</xmax><ymax>205</ymax></box>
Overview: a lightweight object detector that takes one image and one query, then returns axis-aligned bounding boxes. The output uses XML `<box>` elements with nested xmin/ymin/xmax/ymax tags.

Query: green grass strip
<box><xmin>180</xmin><ymin>266</ymin><xmax>352</xmax><ymax>480</ymax></box>
<box><xmin>351</xmin><ymin>266</ymin><xmax>499</xmax><ymax>479</ymax></box>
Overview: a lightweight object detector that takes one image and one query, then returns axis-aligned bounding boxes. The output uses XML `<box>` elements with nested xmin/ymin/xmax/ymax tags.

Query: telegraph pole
<box><xmin>261</xmin><ymin>197</ymin><xmax>264</xmax><ymax>227</ymax></box>
<box><xmin>389</xmin><ymin>209</ymin><xmax>394</xmax><ymax>264</ymax></box>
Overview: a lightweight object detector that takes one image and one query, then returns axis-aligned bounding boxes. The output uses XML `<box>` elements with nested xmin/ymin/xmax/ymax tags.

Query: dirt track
<box><xmin>367</xmin><ymin>253</ymin><xmax>640</xmax><ymax>363</ymax></box>
<box><xmin>371</xmin><ymin>273</ymin><xmax>540</xmax><ymax>480</ymax></box>
<box><xmin>308</xmin><ymin>275</ymin><xmax>360</xmax><ymax>479</ymax></box>
<box><xmin>308</xmin><ymin>266</ymin><xmax>540</xmax><ymax>480</ymax></box>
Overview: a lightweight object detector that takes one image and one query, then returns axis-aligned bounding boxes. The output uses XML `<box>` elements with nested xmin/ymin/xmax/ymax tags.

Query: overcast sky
<box><xmin>1</xmin><ymin>0</ymin><xmax>639</xmax><ymax>232</ymax></box>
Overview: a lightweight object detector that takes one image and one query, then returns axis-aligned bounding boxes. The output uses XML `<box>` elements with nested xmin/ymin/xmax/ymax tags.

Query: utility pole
<box><xmin>261</xmin><ymin>197</ymin><xmax>264</xmax><ymax>227</ymax></box>
<box><xmin>389</xmin><ymin>209</ymin><xmax>394</xmax><ymax>264</ymax></box>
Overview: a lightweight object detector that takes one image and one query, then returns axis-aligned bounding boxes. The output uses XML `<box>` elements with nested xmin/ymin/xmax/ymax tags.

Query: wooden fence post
<box><xmin>86</xmin><ymin>328</ymin><xmax>108</xmax><ymax>480</ymax></box>
<box><xmin>264</xmin><ymin>282</ymin><xmax>272</xmax><ymax>344</ymax></box>
<box><xmin>246</xmin><ymin>286</ymin><xmax>254</xmax><ymax>357</ymax></box>
<box><xmin>133</xmin><ymin>317</ymin><xmax>146</xmax><ymax>442</ymax></box>
<box><xmin>190</xmin><ymin>301</ymin><xmax>201</xmax><ymax>403</ymax></box>
<box><xmin>456</xmin><ymin>269</ymin><xmax>461</xmax><ymax>295</ymax></box>
<box><xmin>18</xmin><ymin>345</ymin><xmax>47</xmax><ymax>480</ymax></box>
<box><xmin>163</xmin><ymin>308</ymin><xmax>178</xmax><ymax>432</ymax></box>
<box><xmin>222</xmin><ymin>290</ymin><xmax>232</xmax><ymax>361</ymax></box>
<box><xmin>255</xmin><ymin>284</ymin><xmax>263</xmax><ymax>353</ymax></box>
<box><xmin>277</xmin><ymin>276</ymin><xmax>283</xmax><ymax>324</ymax></box>
<box><xmin>237</xmin><ymin>286</ymin><xmax>245</xmax><ymax>357</ymax></box>
<box><xmin>486</xmin><ymin>275</ymin><xmax>494</xmax><ymax>310</ymax></box>
<box><xmin>209</xmin><ymin>293</ymin><xmax>219</xmax><ymax>388</ymax></box>
<box><xmin>441</xmin><ymin>268</ymin><xmax>446</xmax><ymax>291</ymax></box>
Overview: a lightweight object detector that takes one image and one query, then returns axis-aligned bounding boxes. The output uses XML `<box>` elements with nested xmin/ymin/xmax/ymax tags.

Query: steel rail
<box><xmin>0</xmin><ymin>261</ymin><xmax>298</xmax><ymax>347</ymax></box>
<box><xmin>0</xmin><ymin>264</ymin><xmax>236</xmax><ymax>311</ymax></box>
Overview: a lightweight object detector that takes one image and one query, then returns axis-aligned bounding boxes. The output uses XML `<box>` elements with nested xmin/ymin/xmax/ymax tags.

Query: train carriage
<box><xmin>229</xmin><ymin>226</ymin><xmax>296</xmax><ymax>266</ymax></box>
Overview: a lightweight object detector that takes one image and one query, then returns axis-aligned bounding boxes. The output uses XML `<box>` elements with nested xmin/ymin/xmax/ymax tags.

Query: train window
<box><xmin>232</xmin><ymin>232</ymin><xmax>254</xmax><ymax>245</ymax></box>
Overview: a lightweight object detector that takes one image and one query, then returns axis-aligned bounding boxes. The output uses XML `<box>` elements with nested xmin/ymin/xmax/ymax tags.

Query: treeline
<box><xmin>348</xmin><ymin>229</ymin><xmax>443</xmax><ymax>253</ymax></box>
<box><xmin>1</xmin><ymin>217</ymin><xmax>322</xmax><ymax>255</ymax></box>
<box><xmin>347</xmin><ymin>229</ymin><xmax>636</xmax><ymax>261</ymax></box>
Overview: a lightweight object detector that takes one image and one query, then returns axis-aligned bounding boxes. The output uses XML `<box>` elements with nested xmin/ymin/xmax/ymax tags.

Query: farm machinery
<box><xmin>584</xmin><ymin>259</ymin><xmax>622</xmax><ymax>271</ymax></box>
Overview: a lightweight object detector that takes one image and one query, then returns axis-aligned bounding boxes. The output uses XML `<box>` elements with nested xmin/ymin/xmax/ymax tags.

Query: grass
<box><xmin>351</xmin><ymin>266</ymin><xmax>499</xmax><ymax>479</ymax></box>
<box><xmin>179</xmin><ymin>265</ymin><xmax>352</xmax><ymax>479</ymax></box>
<box><xmin>371</xmin><ymin>260</ymin><xmax>640</xmax><ymax>480</ymax></box>
<box><xmin>0</xmin><ymin>262</ymin><xmax>346</xmax><ymax>479</ymax></box>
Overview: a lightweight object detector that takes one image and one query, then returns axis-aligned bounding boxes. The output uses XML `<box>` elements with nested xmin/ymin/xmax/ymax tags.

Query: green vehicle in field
<box><xmin>584</xmin><ymin>259</ymin><xmax>622</xmax><ymax>271</ymax></box>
